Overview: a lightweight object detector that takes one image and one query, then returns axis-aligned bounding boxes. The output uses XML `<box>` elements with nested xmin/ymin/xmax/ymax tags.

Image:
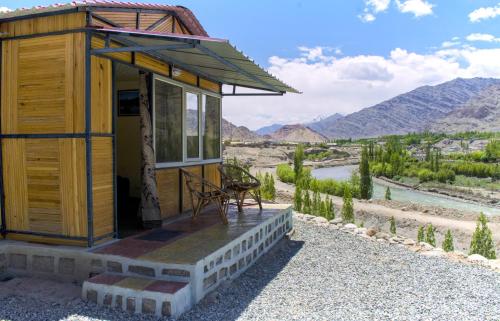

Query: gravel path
<box><xmin>1</xmin><ymin>220</ymin><xmax>499</xmax><ymax>321</ymax></box>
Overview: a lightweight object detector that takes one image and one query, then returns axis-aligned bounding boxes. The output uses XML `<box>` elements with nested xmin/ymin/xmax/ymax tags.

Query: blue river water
<box><xmin>312</xmin><ymin>165</ymin><xmax>500</xmax><ymax>216</ymax></box>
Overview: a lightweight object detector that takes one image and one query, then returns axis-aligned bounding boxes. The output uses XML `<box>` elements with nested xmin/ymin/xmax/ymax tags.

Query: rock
<box><xmin>418</xmin><ymin>242</ymin><xmax>434</xmax><ymax>251</ymax></box>
<box><xmin>375</xmin><ymin>232</ymin><xmax>390</xmax><ymax>240</ymax></box>
<box><xmin>303</xmin><ymin>214</ymin><xmax>315</xmax><ymax>221</ymax></box>
<box><xmin>356</xmin><ymin>227</ymin><xmax>367</xmax><ymax>235</ymax></box>
<box><xmin>330</xmin><ymin>218</ymin><xmax>343</xmax><ymax>224</ymax></box>
<box><xmin>390</xmin><ymin>236</ymin><xmax>404</xmax><ymax>243</ymax></box>
<box><xmin>343</xmin><ymin>223</ymin><xmax>357</xmax><ymax>230</ymax></box>
<box><xmin>329</xmin><ymin>224</ymin><xmax>339</xmax><ymax>230</ymax></box>
<box><xmin>452</xmin><ymin>251</ymin><xmax>467</xmax><ymax>259</ymax></box>
<box><xmin>294</xmin><ymin>213</ymin><xmax>305</xmax><ymax>220</ymax></box>
<box><xmin>403</xmin><ymin>239</ymin><xmax>416</xmax><ymax>246</ymax></box>
<box><xmin>467</xmin><ymin>254</ymin><xmax>488</xmax><ymax>262</ymax></box>
<box><xmin>366</xmin><ymin>228</ymin><xmax>377</xmax><ymax>237</ymax></box>
<box><xmin>487</xmin><ymin>259</ymin><xmax>500</xmax><ymax>271</ymax></box>
<box><xmin>312</xmin><ymin>217</ymin><xmax>329</xmax><ymax>224</ymax></box>
<box><xmin>422</xmin><ymin>249</ymin><xmax>446</xmax><ymax>257</ymax></box>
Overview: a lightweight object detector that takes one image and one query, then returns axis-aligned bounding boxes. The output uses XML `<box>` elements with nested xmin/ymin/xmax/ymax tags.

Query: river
<box><xmin>312</xmin><ymin>165</ymin><xmax>500</xmax><ymax>216</ymax></box>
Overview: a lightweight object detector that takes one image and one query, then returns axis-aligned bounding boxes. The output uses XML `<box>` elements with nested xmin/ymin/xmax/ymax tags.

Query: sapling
<box><xmin>442</xmin><ymin>230</ymin><xmax>454</xmax><ymax>252</ymax></box>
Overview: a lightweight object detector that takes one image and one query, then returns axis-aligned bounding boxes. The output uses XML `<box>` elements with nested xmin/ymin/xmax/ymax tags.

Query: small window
<box><xmin>186</xmin><ymin>92</ymin><xmax>200</xmax><ymax>160</ymax></box>
<box><xmin>155</xmin><ymin>80</ymin><xmax>183</xmax><ymax>163</ymax></box>
<box><xmin>202</xmin><ymin>95</ymin><xmax>221</xmax><ymax>159</ymax></box>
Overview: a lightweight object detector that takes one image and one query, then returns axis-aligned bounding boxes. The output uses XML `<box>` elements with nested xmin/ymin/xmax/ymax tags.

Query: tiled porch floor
<box><xmin>94</xmin><ymin>204</ymin><xmax>290</xmax><ymax>265</ymax></box>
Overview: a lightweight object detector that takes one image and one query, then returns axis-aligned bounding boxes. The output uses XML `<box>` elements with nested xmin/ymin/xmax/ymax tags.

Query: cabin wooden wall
<box><xmin>0</xmin><ymin>13</ymin><xmax>114</xmax><ymax>246</ymax></box>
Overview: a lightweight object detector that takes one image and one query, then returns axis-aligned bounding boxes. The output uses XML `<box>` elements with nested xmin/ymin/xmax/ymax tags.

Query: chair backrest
<box><xmin>180</xmin><ymin>169</ymin><xmax>202</xmax><ymax>195</ymax></box>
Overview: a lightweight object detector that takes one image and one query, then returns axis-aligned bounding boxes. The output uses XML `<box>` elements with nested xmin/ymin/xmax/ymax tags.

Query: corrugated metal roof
<box><xmin>92</xmin><ymin>27</ymin><xmax>299</xmax><ymax>94</ymax></box>
<box><xmin>0</xmin><ymin>1</ymin><xmax>208</xmax><ymax>36</ymax></box>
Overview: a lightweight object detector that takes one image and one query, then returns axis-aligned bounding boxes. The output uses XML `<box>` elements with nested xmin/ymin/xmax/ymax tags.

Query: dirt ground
<box><xmin>0</xmin><ymin>276</ymin><xmax>81</xmax><ymax>304</ymax></box>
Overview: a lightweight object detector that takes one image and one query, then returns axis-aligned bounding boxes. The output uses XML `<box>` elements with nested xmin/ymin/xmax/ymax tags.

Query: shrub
<box><xmin>324</xmin><ymin>196</ymin><xmax>334</xmax><ymax>220</ymax></box>
<box><xmin>385</xmin><ymin>187</ymin><xmax>391</xmax><ymax>200</ymax></box>
<box><xmin>302</xmin><ymin>190</ymin><xmax>311</xmax><ymax>214</ymax></box>
<box><xmin>418</xmin><ymin>169</ymin><xmax>435</xmax><ymax>183</ymax></box>
<box><xmin>389</xmin><ymin>216</ymin><xmax>396</xmax><ymax>235</ymax></box>
<box><xmin>341</xmin><ymin>185</ymin><xmax>354</xmax><ymax>223</ymax></box>
<box><xmin>425</xmin><ymin>224</ymin><xmax>436</xmax><ymax>246</ymax></box>
<box><xmin>312</xmin><ymin>190</ymin><xmax>321</xmax><ymax>215</ymax></box>
<box><xmin>436</xmin><ymin>169</ymin><xmax>456</xmax><ymax>183</ymax></box>
<box><xmin>469</xmin><ymin>213</ymin><xmax>496</xmax><ymax>259</ymax></box>
<box><xmin>276</xmin><ymin>164</ymin><xmax>295</xmax><ymax>184</ymax></box>
<box><xmin>260</xmin><ymin>173</ymin><xmax>276</xmax><ymax>201</ymax></box>
<box><xmin>442</xmin><ymin>230</ymin><xmax>454</xmax><ymax>252</ymax></box>
<box><xmin>293</xmin><ymin>185</ymin><xmax>302</xmax><ymax>212</ymax></box>
<box><xmin>417</xmin><ymin>226</ymin><xmax>425</xmax><ymax>243</ymax></box>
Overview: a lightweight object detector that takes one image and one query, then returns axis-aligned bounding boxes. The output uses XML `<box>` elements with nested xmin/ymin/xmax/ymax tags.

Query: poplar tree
<box><xmin>294</xmin><ymin>185</ymin><xmax>303</xmax><ymax>212</ymax></box>
<box><xmin>294</xmin><ymin>144</ymin><xmax>305</xmax><ymax>182</ymax></box>
<box><xmin>417</xmin><ymin>226</ymin><xmax>425</xmax><ymax>243</ymax></box>
<box><xmin>359</xmin><ymin>145</ymin><xmax>373</xmax><ymax>199</ymax></box>
<box><xmin>390</xmin><ymin>216</ymin><xmax>397</xmax><ymax>235</ymax></box>
<box><xmin>426</xmin><ymin>224</ymin><xmax>436</xmax><ymax>246</ymax></box>
<box><xmin>341</xmin><ymin>185</ymin><xmax>354</xmax><ymax>223</ymax></box>
<box><xmin>442</xmin><ymin>230</ymin><xmax>454</xmax><ymax>252</ymax></box>
<box><xmin>469</xmin><ymin>213</ymin><xmax>496</xmax><ymax>259</ymax></box>
<box><xmin>303</xmin><ymin>190</ymin><xmax>311</xmax><ymax>214</ymax></box>
<box><xmin>385</xmin><ymin>187</ymin><xmax>392</xmax><ymax>200</ymax></box>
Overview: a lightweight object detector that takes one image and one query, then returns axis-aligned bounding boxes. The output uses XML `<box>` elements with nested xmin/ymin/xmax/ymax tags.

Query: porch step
<box><xmin>82</xmin><ymin>273</ymin><xmax>192</xmax><ymax>318</ymax></box>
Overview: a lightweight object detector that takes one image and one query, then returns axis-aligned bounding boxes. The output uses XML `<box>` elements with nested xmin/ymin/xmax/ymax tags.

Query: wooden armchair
<box><xmin>218</xmin><ymin>164</ymin><xmax>262</xmax><ymax>212</ymax></box>
<box><xmin>181</xmin><ymin>169</ymin><xmax>230</xmax><ymax>225</ymax></box>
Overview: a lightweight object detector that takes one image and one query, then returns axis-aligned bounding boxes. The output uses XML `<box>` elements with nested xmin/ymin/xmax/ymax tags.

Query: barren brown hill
<box><xmin>270</xmin><ymin>124</ymin><xmax>328</xmax><ymax>143</ymax></box>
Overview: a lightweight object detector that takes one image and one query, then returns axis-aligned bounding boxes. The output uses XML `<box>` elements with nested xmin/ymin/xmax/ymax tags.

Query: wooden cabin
<box><xmin>0</xmin><ymin>1</ymin><xmax>297</xmax><ymax>247</ymax></box>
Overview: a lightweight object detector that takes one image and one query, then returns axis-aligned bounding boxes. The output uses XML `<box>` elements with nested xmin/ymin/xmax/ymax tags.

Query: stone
<box><xmin>467</xmin><ymin>254</ymin><xmax>488</xmax><ymax>262</ymax></box>
<box><xmin>330</xmin><ymin>218</ymin><xmax>343</xmax><ymax>224</ymax></box>
<box><xmin>329</xmin><ymin>224</ymin><xmax>339</xmax><ymax>230</ymax></box>
<box><xmin>312</xmin><ymin>217</ymin><xmax>328</xmax><ymax>224</ymax></box>
<box><xmin>126</xmin><ymin>297</ymin><xmax>136</xmax><ymax>313</ymax></box>
<box><xmin>128</xmin><ymin>265</ymin><xmax>155</xmax><ymax>277</ymax></box>
<box><xmin>418</xmin><ymin>242</ymin><xmax>434</xmax><ymax>251</ymax></box>
<box><xmin>58</xmin><ymin>258</ymin><xmax>76</xmax><ymax>275</ymax></box>
<box><xmin>422</xmin><ymin>249</ymin><xmax>446</xmax><ymax>257</ymax></box>
<box><xmin>403</xmin><ymin>239</ymin><xmax>416</xmax><ymax>246</ymax></box>
<box><xmin>107</xmin><ymin>261</ymin><xmax>122</xmax><ymax>273</ymax></box>
<box><xmin>9</xmin><ymin>254</ymin><xmax>27</xmax><ymax>270</ymax></box>
<box><xmin>356</xmin><ymin>227</ymin><xmax>367</xmax><ymax>234</ymax></box>
<box><xmin>452</xmin><ymin>251</ymin><xmax>467</xmax><ymax>258</ymax></box>
<box><xmin>375</xmin><ymin>232</ymin><xmax>390</xmax><ymax>240</ymax></box>
<box><xmin>142</xmin><ymin>298</ymin><xmax>156</xmax><ymax>314</ymax></box>
<box><xmin>33</xmin><ymin>255</ymin><xmax>55</xmax><ymax>273</ymax></box>
<box><xmin>203</xmin><ymin>272</ymin><xmax>217</xmax><ymax>289</ymax></box>
<box><xmin>162</xmin><ymin>301</ymin><xmax>172</xmax><ymax>316</ymax></box>
<box><xmin>294</xmin><ymin>213</ymin><xmax>305</xmax><ymax>220</ymax></box>
<box><xmin>343</xmin><ymin>223</ymin><xmax>357</xmax><ymax>230</ymax></box>
<box><xmin>390</xmin><ymin>237</ymin><xmax>404</xmax><ymax>244</ymax></box>
<box><xmin>103</xmin><ymin>293</ymin><xmax>113</xmax><ymax>306</ymax></box>
<box><xmin>303</xmin><ymin>214</ymin><xmax>315</xmax><ymax>221</ymax></box>
<box><xmin>162</xmin><ymin>268</ymin><xmax>190</xmax><ymax>277</ymax></box>
<box><xmin>86</xmin><ymin>290</ymin><xmax>98</xmax><ymax>303</ymax></box>
<box><xmin>366</xmin><ymin>228</ymin><xmax>377</xmax><ymax>237</ymax></box>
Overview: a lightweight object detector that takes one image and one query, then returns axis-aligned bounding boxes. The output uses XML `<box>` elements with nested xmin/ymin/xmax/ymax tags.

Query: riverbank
<box><xmin>256</xmin><ymin>165</ymin><xmax>500</xmax><ymax>253</ymax></box>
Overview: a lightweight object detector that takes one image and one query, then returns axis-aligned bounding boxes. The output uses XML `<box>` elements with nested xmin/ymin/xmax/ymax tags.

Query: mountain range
<box><xmin>223</xmin><ymin>77</ymin><xmax>500</xmax><ymax>141</ymax></box>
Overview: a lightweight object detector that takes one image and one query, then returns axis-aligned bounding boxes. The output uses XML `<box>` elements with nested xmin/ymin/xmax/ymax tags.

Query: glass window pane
<box><xmin>186</xmin><ymin>92</ymin><xmax>200</xmax><ymax>159</ymax></box>
<box><xmin>155</xmin><ymin>80</ymin><xmax>183</xmax><ymax>163</ymax></box>
<box><xmin>202</xmin><ymin>95</ymin><xmax>221</xmax><ymax>159</ymax></box>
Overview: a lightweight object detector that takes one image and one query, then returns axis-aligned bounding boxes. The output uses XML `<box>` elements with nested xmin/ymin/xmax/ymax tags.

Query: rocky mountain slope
<box><xmin>255</xmin><ymin>124</ymin><xmax>283</xmax><ymax>135</ymax></box>
<box><xmin>270</xmin><ymin>124</ymin><xmax>328</xmax><ymax>143</ymax></box>
<box><xmin>310</xmin><ymin>78</ymin><xmax>500</xmax><ymax>139</ymax></box>
<box><xmin>222</xmin><ymin>119</ymin><xmax>261</xmax><ymax>142</ymax></box>
<box><xmin>308</xmin><ymin>113</ymin><xmax>344</xmax><ymax>134</ymax></box>
<box><xmin>430</xmin><ymin>84</ymin><xmax>500</xmax><ymax>133</ymax></box>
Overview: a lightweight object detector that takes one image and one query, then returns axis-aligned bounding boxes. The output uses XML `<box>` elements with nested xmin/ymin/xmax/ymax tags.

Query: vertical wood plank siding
<box><xmin>0</xmin><ymin>13</ymin><xmax>86</xmax><ymax>37</ymax></box>
<box><xmin>91</xmin><ymin>137</ymin><xmax>114</xmax><ymax>237</ymax></box>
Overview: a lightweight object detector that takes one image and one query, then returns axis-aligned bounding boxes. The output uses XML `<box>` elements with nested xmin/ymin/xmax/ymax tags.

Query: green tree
<box><xmin>293</xmin><ymin>185</ymin><xmax>303</xmax><ymax>212</ymax></box>
<box><xmin>389</xmin><ymin>216</ymin><xmax>397</xmax><ymax>235</ymax></box>
<box><xmin>385</xmin><ymin>187</ymin><xmax>392</xmax><ymax>200</ymax></box>
<box><xmin>442</xmin><ymin>230</ymin><xmax>454</xmax><ymax>252</ymax></box>
<box><xmin>469</xmin><ymin>213</ymin><xmax>496</xmax><ymax>259</ymax></box>
<box><xmin>359</xmin><ymin>145</ymin><xmax>373</xmax><ymax>199</ymax></box>
<box><xmin>294</xmin><ymin>144</ymin><xmax>305</xmax><ymax>182</ymax></box>
<box><xmin>268</xmin><ymin>174</ymin><xmax>276</xmax><ymax>201</ymax></box>
<box><xmin>320</xmin><ymin>200</ymin><xmax>328</xmax><ymax>218</ymax></box>
<box><xmin>303</xmin><ymin>190</ymin><xmax>311</xmax><ymax>214</ymax></box>
<box><xmin>312</xmin><ymin>190</ymin><xmax>321</xmax><ymax>215</ymax></box>
<box><xmin>417</xmin><ymin>226</ymin><xmax>425</xmax><ymax>243</ymax></box>
<box><xmin>324</xmin><ymin>196</ymin><xmax>334</xmax><ymax>220</ymax></box>
<box><xmin>426</xmin><ymin>224</ymin><xmax>436</xmax><ymax>246</ymax></box>
<box><xmin>341</xmin><ymin>185</ymin><xmax>354</xmax><ymax>223</ymax></box>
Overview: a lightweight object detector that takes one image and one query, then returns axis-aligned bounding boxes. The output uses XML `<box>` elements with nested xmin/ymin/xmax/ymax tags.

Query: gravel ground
<box><xmin>1</xmin><ymin>220</ymin><xmax>499</xmax><ymax>321</ymax></box>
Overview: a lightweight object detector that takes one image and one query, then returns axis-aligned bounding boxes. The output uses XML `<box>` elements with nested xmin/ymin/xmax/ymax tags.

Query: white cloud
<box><xmin>469</xmin><ymin>3</ymin><xmax>500</xmax><ymax>22</ymax></box>
<box><xmin>441</xmin><ymin>40</ymin><xmax>460</xmax><ymax>48</ymax></box>
<box><xmin>0</xmin><ymin>7</ymin><xmax>12</xmax><ymax>13</ymax></box>
<box><xmin>466</xmin><ymin>33</ymin><xmax>500</xmax><ymax>43</ymax></box>
<box><xmin>395</xmin><ymin>0</ymin><xmax>434</xmax><ymax>17</ymax></box>
<box><xmin>223</xmin><ymin>46</ymin><xmax>500</xmax><ymax>130</ymax></box>
<box><xmin>359</xmin><ymin>0</ymin><xmax>390</xmax><ymax>22</ymax></box>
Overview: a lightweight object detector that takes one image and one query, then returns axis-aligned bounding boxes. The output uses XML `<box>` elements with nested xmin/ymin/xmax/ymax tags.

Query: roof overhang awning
<box><xmin>90</xmin><ymin>27</ymin><xmax>300</xmax><ymax>95</ymax></box>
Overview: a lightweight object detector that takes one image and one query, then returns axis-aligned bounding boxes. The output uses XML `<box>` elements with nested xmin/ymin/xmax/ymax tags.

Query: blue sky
<box><xmin>2</xmin><ymin>1</ymin><xmax>500</xmax><ymax>129</ymax></box>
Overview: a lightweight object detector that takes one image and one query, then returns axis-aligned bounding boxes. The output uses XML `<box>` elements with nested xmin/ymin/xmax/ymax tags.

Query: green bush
<box><xmin>426</xmin><ymin>224</ymin><xmax>436</xmax><ymax>246</ymax></box>
<box><xmin>341</xmin><ymin>186</ymin><xmax>354</xmax><ymax>223</ymax></box>
<box><xmin>418</xmin><ymin>169</ymin><xmax>435</xmax><ymax>183</ymax></box>
<box><xmin>442</xmin><ymin>230</ymin><xmax>454</xmax><ymax>252</ymax></box>
<box><xmin>302</xmin><ymin>190</ymin><xmax>311</xmax><ymax>214</ymax></box>
<box><xmin>276</xmin><ymin>164</ymin><xmax>295</xmax><ymax>184</ymax></box>
<box><xmin>293</xmin><ymin>185</ymin><xmax>302</xmax><ymax>212</ymax></box>
<box><xmin>417</xmin><ymin>226</ymin><xmax>425</xmax><ymax>243</ymax></box>
<box><xmin>436</xmin><ymin>168</ymin><xmax>456</xmax><ymax>183</ymax></box>
<box><xmin>469</xmin><ymin>213</ymin><xmax>496</xmax><ymax>259</ymax></box>
<box><xmin>390</xmin><ymin>216</ymin><xmax>396</xmax><ymax>235</ymax></box>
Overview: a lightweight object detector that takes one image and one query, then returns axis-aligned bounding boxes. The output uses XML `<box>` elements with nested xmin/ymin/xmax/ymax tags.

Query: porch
<box><xmin>0</xmin><ymin>203</ymin><xmax>293</xmax><ymax>318</ymax></box>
